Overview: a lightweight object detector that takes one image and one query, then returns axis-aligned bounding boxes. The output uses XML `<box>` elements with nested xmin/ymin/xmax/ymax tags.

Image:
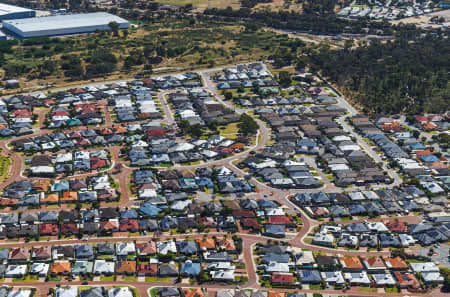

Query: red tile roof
<box><xmin>271</xmin><ymin>273</ymin><xmax>293</xmax><ymax>283</ymax></box>
<box><xmin>268</xmin><ymin>216</ymin><xmax>293</xmax><ymax>225</ymax></box>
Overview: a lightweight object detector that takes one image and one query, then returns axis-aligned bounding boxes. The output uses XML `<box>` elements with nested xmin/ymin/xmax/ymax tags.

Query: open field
<box><xmin>219</xmin><ymin>122</ymin><xmax>240</xmax><ymax>139</ymax></box>
<box><xmin>0</xmin><ymin>156</ymin><xmax>10</xmax><ymax>182</ymax></box>
<box><xmin>0</xmin><ymin>18</ymin><xmax>297</xmax><ymax>95</ymax></box>
<box><xmin>158</xmin><ymin>0</ymin><xmax>241</xmax><ymax>9</ymax></box>
<box><xmin>390</xmin><ymin>9</ymin><xmax>450</xmax><ymax>27</ymax></box>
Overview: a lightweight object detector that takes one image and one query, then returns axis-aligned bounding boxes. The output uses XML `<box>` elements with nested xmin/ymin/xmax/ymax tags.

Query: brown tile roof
<box><xmin>383</xmin><ymin>257</ymin><xmax>408</xmax><ymax>269</ymax></box>
<box><xmin>61</xmin><ymin>191</ymin><xmax>78</xmax><ymax>202</ymax></box>
<box><xmin>41</xmin><ymin>193</ymin><xmax>59</xmax><ymax>204</ymax></box>
<box><xmin>182</xmin><ymin>288</ymin><xmax>204</xmax><ymax>297</ymax></box>
<box><xmin>394</xmin><ymin>271</ymin><xmax>420</xmax><ymax>289</ymax></box>
<box><xmin>116</xmin><ymin>261</ymin><xmax>136</xmax><ymax>274</ymax></box>
<box><xmin>363</xmin><ymin>257</ymin><xmax>386</xmax><ymax>269</ymax></box>
<box><xmin>9</xmin><ymin>247</ymin><xmax>29</xmax><ymax>260</ymax></box>
<box><xmin>340</xmin><ymin>257</ymin><xmax>364</xmax><ymax>269</ymax></box>
<box><xmin>197</xmin><ymin>238</ymin><xmax>216</xmax><ymax>249</ymax></box>
<box><xmin>136</xmin><ymin>242</ymin><xmax>157</xmax><ymax>255</ymax></box>
<box><xmin>51</xmin><ymin>261</ymin><xmax>72</xmax><ymax>274</ymax></box>
<box><xmin>216</xmin><ymin>238</ymin><xmax>236</xmax><ymax>251</ymax></box>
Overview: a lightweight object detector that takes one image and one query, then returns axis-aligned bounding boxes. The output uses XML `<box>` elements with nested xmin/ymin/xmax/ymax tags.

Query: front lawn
<box><xmin>146</xmin><ymin>277</ymin><xmax>172</xmax><ymax>283</ymax></box>
<box><xmin>385</xmin><ymin>287</ymin><xmax>399</xmax><ymax>293</ymax></box>
<box><xmin>309</xmin><ymin>284</ymin><xmax>322</xmax><ymax>290</ymax></box>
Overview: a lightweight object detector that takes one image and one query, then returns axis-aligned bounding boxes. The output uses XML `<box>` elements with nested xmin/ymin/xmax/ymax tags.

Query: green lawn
<box><xmin>123</xmin><ymin>276</ymin><xmax>137</xmax><ymax>281</ymax></box>
<box><xmin>385</xmin><ymin>287</ymin><xmax>399</xmax><ymax>293</ymax></box>
<box><xmin>218</xmin><ymin>122</ymin><xmax>240</xmax><ymax>140</ymax></box>
<box><xmin>309</xmin><ymin>284</ymin><xmax>322</xmax><ymax>290</ymax></box>
<box><xmin>0</xmin><ymin>156</ymin><xmax>10</xmax><ymax>181</ymax></box>
<box><xmin>100</xmin><ymin>275</ymin><xmax>115</xmax><ymax>281</ymax></box>
<box><xmin>304</xmin><ymin>237</ymin><xmax>313</xmax><ymax>244</ymax></box>
<box><xmin>358</xmin><ymin>287</ymin><xmax>377</xmax><ymax>293</ymax></box>
<box><xmin>145</xmin><ymin>277</ymin><xmax>172</xmax><ymax>283</ymax></box>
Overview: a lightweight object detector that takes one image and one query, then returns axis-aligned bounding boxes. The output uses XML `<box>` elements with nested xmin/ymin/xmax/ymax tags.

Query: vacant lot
<box><xmin>0</xmin><ymin>17</ymin><xmax>300</xmax><ymax>94</ymax></box>
<box><xmin>0</xmin><ymin>156</ymin><xmax>10</xmax><ymax>182</ymax></box>
<box><xmin>391</xmin><ymin>9</ymin><xmax>450</xmax><ymax>27</ymax></box>
<box><xmin>157</xmin><ymin>0</ymin><xmax>240</xmax><ymax>9</ymax></box>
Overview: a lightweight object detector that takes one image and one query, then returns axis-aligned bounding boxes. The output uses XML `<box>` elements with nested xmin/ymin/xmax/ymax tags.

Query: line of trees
<box><xmin>203</xmin><ymin>7</ymin><xmax>395</xmax><ymax>35</ymax></box>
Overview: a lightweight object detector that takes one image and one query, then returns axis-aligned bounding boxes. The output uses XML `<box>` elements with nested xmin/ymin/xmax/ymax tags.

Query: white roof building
<box><xmin>344</xmin><ymin>271</ymin><xmax>371</xmax><ymax>285</ymax></box>
<box><xmin>93</xmin><ymin>260</ymin><xmax>115</xmax><ymax>275</ymax></box>
<box><xmin>107</xmin><ymin>287</ymin><xmax>133</xmax><ymax>297</ymax></box>
<box><xmin>211</xmin><ymin>269</ymin><xmax>235</xmax><ymax>281</ymax></box>
<box><xmin>56</xmin><ymin>287</ymin><xmax>78</xmax><ymax>297</ymax></box>
<box><xmin>266</xmin><ymin>262</ymin><xmax>290</xmax><ymax>273</ymax></box>
<box><xmin>7</xmin><ymin>291</ymin><xmax>32</xmax><ymax>297</ymax></box>
<box><xmin>372</xmin><ymin>273</ymin><xmax>396</xmax><ymax>286</ymax></box>
<box><xmin>410</xmin><ymin>262</ymin><xmax>440</xmax><ymax>273</ymax></box>
<box><xmin>157</xmin><ymin>240</ymin><xmax>177</xmax><ymax>255</ymax></box>
<box><xmin>116</xmin><ymin>242</ymin><xmax>135</xmax><ymax>256</ymax></box>
<box><xmin>30</xmin><ymin>262</ymin><xmax>49</xmax><ymax>276</ymax></box>
<box><xmin>5</xmin><ymin>264</ymin><xmax>27</xmax><ymax>277</ymax></box>
<box><xmin>3</xmin><ymin>12</ymin><xmax>130</xmax><ymax>38</ymax></box>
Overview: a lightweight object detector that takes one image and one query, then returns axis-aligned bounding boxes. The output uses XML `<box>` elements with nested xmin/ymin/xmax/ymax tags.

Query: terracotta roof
<box><xmin>383</xmin><ymin>257</ymin><xmax>408</xmax><ymax>269</ymax></box>
<box><xmin>182</xmin><ymin>288</ymin><xmax>204</xmax><ymax>297</ymax></box>
<box><xmin>268</xmin><ymin>292</ymin><xmax>285</xmax><ymax>297</ymax></box>
<box><xmin>137</xmin><ymin>263</ymin><xmax>157</xmax><ymax>275</ymax></box>
<box><xmin>415</xmin><ymin>149</ymin><xmax>433</xmax><ymax>156</ymax></box>
<box><xmin>112</xmin><ymin>126</ymin><xmax>127</xmax><ymax>134</ymax></box>
<box><xmin>116</xmin><ymin>261</ymin><xmax>136</xmax><ymax>274</ymax></box>
<box><xmin>386</xmin><ymin>221</ymin><xmax>408</xmax><ymax>232</ymax></box>
<box><xmin>51</xmin><ymin>261</ymin><xmax>71</xmax><ymax>274</ymax></box>
<box><xmin>40</xmin><ymin>223</ymin><xmax>59</xmax><ymax>234</ymax></box>
<box><xmin>61</xmin><ymin>223</ymin><xmax>78</xmax><ymax>233</ymax></box>
<box><xmin>363</xmin><ymin>257</ymin><xmax>386</xmax><ymax>269</ymax></box>
<box><xmin>33</xmin><ymin>180</ymin><xmax>50</xmax><ymax>192</ymax></box>
<box><xmin>197</xmin><ymin>238</ymin><xmax>216</xmax><ymax>249</ymax></box>
<box><xmin>230</xmin><ymin>143</ymin><xmax>245</xmax><ymax>149</ymax></box>
<box><xmin>216</xmin><ymin>238</ymin><xmax>236</xmax><ymax>251</ymax></box>
<box><xmin>271</xmin><ymin>273</ymin><xmax>293</xmax><ymax>284</ymax></box>
<box><xmin>136</xmin><ymin>242</ymin><xmax>157</xmax><ymax>255</ymax></box>
<box><xmin>100</xmin><ymin>219</ymin><xmax>119</xmax><ymax>231</ymax></box>
<box><xmin>394</xmin><ymin>271</ymin><xmax>420</xmax><ymax>289</ymax></box>
<box><xmin>423</xmin><ymin>122</ymin><xmax>439</xmax><ymax>131</ymax></box>
<box><xmin>61</xmin><ymin>191</ymin><xmax>78</xmax><ymax>202</ymax></box>
<box><xmin>268</xmin><ymin>216</ymin><xmax>293</xmax><ymax>225</ymax></box>
<box><xmin>241</xmin><ymin>218</ymin><xmax>262</xmax><ymax>229</ymax></box>
<box><xmin>340</xmin><ymin>257</ymin><xmax>364</xmax><ymax>269</ymax></box>
<box><xmin>119</xmin><ymin>219</ymin><xmax>139</xmax><ymax>230</ymax></box>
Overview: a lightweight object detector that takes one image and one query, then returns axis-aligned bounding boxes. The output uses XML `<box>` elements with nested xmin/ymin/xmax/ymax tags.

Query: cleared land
<box><xmin>0</xmin><ymin>19</ymin><xmax>295</xmax><ymax>94</ymax></box>
<box><xmin>0</xmin><ymin>156</ymin><xmax>10</xmax><ymax>182</ymax></box>
<box><xmin>390</xmin><ymin>9</ymin><xmax>450</xmax><ymax>27</ymax></box>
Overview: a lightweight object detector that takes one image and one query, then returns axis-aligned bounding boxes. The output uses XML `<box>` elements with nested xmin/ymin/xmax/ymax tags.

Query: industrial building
<box><xmin>2</xmin><ymin>12</ymin><xmax>130</xmax><ymax>38</ymax></box>
<box><xmin>0</xmin><ymin>3</ymin><xmax>35</xmax><ymax>20</ymax></box>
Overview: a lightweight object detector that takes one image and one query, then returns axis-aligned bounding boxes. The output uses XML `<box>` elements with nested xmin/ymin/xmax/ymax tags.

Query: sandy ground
<box><xmin>390</xmin><ymin>9</ymin><xmax>450</xmax><ymax>28</ymax></box>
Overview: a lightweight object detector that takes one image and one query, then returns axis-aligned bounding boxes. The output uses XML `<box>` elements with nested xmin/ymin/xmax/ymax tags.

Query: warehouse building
<box><xmin>2</xmin><ymin>12</ymin><xmax>130</xmax><ymax>38</ymax></box>
<box><xmin>0</xmin><ymin>3</ymin><xmax>35</xmax><ymax>20</ymax></box>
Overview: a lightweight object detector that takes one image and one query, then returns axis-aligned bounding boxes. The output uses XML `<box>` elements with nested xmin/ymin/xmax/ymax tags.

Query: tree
<box><xmin>108</xmin><ymin>21</ymin><xmax>120</xmax><ymax>37</ymax></box>
<box><xmin>224</xmin><ymin>91</ymin><xmax>233</xmax><ymax>100</ymax></box>
<box><xmin>278</xmin><ymin>71</ymin><xmax>292</xmax><ymax>87</ymax></box>
<box><xmin>189</xmin><ymin>124</ymin><xmax>204</xmax><ymax>139</ymax></box>
<box><xmin>296</xmin><ymin>56</ymin><xmax>308</xmax><ymax>70</ymax></box>
<box><xmin>238</xmin><ymin>113</ymin><xmax>258</xmax><ymax>136</ymax></box>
